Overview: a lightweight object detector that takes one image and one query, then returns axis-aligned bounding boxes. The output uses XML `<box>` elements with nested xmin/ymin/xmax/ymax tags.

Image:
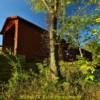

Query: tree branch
<box><xmin>41</xmin><ymin>0</ymin><xmax>52</xmax><ymax>13</ymax></box>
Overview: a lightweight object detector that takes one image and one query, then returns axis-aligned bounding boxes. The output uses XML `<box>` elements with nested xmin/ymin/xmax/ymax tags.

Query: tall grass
<box><xmin>0</xmin><ymin>51</ymin><xmax>100</xmax><ymax>100</ymax></box>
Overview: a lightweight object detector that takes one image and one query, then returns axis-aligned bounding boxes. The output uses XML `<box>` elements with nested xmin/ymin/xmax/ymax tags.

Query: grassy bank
<box><xmin>0</xmin><ymin>51</ymin><xmax>100</xmax><ymax>100</ymax></box>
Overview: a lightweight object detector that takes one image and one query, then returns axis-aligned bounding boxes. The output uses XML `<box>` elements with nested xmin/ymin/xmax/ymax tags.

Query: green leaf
<box><xmin>91</xmin><ymin>29</ymin><xmax>98</xmax><ymax>35</ymax></box>
<box><xmin>96</xmin><ymin>18</ymin><xmax>100</xmax><ymax>23</ymax></box>
<box><xmin>85</xmin><ymin>75</ymin><xmax>95</xmax><ymax>81</ymax></box>
<box><xmin>80</xmin><ymin>64</ymin><xmax>89</xmax><ymax>74</ymax></box>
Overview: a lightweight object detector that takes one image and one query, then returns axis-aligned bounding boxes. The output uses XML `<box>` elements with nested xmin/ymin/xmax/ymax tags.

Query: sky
<box><xmin>0</xmin><ymin>0</ymin><xmax>99</xmax><ymax>46</ymax></box>
<box><xmin>0</xmin><ymin>0</ymin><xmax>47</xmax><ymax>45</ymax></box>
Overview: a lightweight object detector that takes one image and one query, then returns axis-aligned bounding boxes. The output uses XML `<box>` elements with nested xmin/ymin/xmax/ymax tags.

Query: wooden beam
<box><xmin>14</xmin><ymin>19</ymin><xmax>18</xmax><ymax>55</ymax></box>
<box><xmin>2</xmin><ymin>21</ymin><xmax>15</xmax><ymax>34</ymax></box>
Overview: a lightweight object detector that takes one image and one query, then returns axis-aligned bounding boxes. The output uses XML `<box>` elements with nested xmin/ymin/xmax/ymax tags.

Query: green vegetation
<box><xmin>29</xmin><ymin>0</ymin><xmax>100</xmax><ymax>80</ymax></box>
<box><xmin>0</xmin><ymin>50</ymin><xmax>100</xmax><ymax>100</ymax></box>
<box><xmin>0</xmin><ymin>0</ymin><xmax>100</xmax><ymax>99</ymax></box>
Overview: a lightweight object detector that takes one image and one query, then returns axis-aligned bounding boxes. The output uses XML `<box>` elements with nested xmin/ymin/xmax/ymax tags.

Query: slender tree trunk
<box><xmin>79</xmin><ymin>47</ymin><xmax>83</xmax><ymax>58</ymax></box>
<box><xmin>49</xmin><ymin>0</ymin><xmax>61</xmax><ymax>80</ymax></box>
<box><xmin>49</xmin><ymin>14</ymin><xmax>57</xmax><ymax>80</ymax></box>
<box><xmin>78</xmin><ymin>39</ymin><xmax>83</xmax><ymax>58</ymax></box>
<box><xmin>56</xmin><ymin>43</ymin><xmax>63</xmax><ymax>79</ymax></box>
<box><xmin>76</xmin><ymin>33</ymin><xmax>83</xmax><ymax>58</ymax></box>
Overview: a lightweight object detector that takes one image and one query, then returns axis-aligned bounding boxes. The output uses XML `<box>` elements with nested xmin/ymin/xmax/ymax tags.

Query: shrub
<box><xmin>0</xmin><ymin>51</ymin><xmax>100</xmax><ymax>99</ymax></box>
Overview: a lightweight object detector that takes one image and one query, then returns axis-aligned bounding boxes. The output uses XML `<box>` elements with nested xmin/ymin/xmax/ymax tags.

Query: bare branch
<box><xmin>41</xmin><ymin>0</ymin><xmax>52</xmax><ymax>13</ymax></box>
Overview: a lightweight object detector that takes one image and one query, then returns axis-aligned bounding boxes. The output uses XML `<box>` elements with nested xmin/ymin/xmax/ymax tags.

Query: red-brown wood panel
<box><xmin>17</xmin><ymin>19</ymin><xmax>50</xmax><ymax>61</ymax></box>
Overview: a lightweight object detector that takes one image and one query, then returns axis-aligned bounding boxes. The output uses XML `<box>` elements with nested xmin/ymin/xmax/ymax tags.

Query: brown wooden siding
<box><xmin>2</xmin><ymin>25</ymin><xmax>15</xmax><ymax>52</ymax></box>
<box><xmin>17</xmin><ymin>18</ymin><xmax>50</xmax><ymax>61</ymax></box>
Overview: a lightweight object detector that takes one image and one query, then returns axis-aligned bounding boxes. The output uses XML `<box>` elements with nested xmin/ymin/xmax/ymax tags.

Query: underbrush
<box><xmin>0</xmin><ymin>51</ymin><xmax>100</xmax><ymax>100</ymax></box>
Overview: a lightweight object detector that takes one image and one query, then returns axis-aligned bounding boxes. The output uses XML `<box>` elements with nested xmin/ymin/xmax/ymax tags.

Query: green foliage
<box><xmin>96</xmin><ymin>18</ymin><xmax>100</xmax><ymax>23</ymax></box>
<box><xmin>0</xmin><ymin>0</ymin><xmax>100</xmax><ymax>98</ymax></box>
<box><xmin>0</xmin><ymin>52</ymin><xmax>99</xmax><ymax>99</ymax></box>
<box><xmin>28</xmin><ymin>0</ymin><xmax>100</xmax><ymax>80</ymax></box>
<box><xmin>0</xmin><ymin>50</ymin><xmax>27</xmax><ymax>99</ymax></box>
<box><xmin>84</xmin><ymin>40</ymin><xmax>100</xmax><ymax>68</ymax></box>
<box><xmin>0</xmin><ymin>0</ymin><xmax>99</xmax><ymax>99</ymax></box>
<box><xmin>29</xmin><ymin>0</ymin><xmax>75</xmax><ymax>12</ymax></box>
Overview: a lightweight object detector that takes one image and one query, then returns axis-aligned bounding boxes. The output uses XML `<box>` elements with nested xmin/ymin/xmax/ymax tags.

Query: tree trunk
<box><xmin>49</xmin><ymin>14</ymin><xmax>57</xmax><ymax>80</ymax></box>
<box><xmin>49</xmin><ymin>0</ymin><xmax>61</xmax><ymax>80</ymax></box>
<box><xmin>78</xmin><ymin>40</ymin><xmax>83</xmax><ymax>58</ymax></box>
<box><xmin>79</xmin><ymin>47</ymin><xmax>83</xmax><ymax>58</ymax></box>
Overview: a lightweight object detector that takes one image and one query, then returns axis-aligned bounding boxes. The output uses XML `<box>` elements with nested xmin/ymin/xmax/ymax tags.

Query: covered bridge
<box><xmin>0</xmin><ymin>16</ymin><xmax>92</xmax><ymax>62</ymax></box>
<box><xmin>0</xmin><ymin>16</ymin><xmax>50</xmax><ymax>61</ymax></box>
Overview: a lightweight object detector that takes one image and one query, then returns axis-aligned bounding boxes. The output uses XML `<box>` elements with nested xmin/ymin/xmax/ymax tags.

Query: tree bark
<box><xmin>49</xmin><ymin>0</ymin><xmax>62</xmax><ymax>80</ymax></box>
<box><xmin>79</xmin><ymin>47</ymin><xmax>83</xmax><ymax>58</ymax></box>
<box><xmin>49</xmin><ymin>14</ymin><xmax>57</xmax><ymax>80</ymax></box>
